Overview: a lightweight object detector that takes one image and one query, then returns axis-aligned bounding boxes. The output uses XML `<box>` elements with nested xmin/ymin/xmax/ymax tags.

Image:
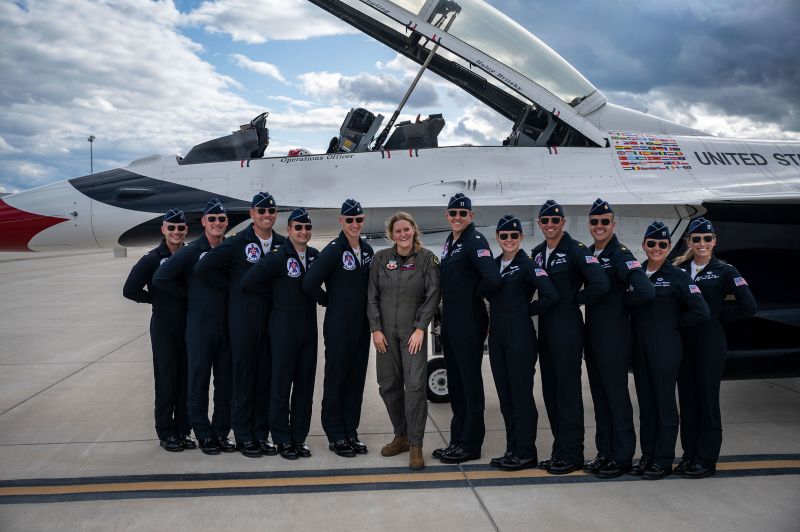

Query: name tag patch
<box><xmin>400</xmin><ymin>262</ymin><xmax>416</xmax><ymax>271</ymax></box>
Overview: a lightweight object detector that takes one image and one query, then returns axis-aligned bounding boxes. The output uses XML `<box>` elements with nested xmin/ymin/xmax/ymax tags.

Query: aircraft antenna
<box><xmin>372</xmin><ymin>5</ymin><xmax>459</xmax><ymax>151</ymax></box>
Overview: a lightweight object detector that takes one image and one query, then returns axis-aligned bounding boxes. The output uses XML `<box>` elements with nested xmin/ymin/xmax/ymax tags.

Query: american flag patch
<box><xmin>585</xmin><ymin>255</ymin><xmax>599</xmax><ymax>264</ymax></box>
<box><xmin>535</xmin><ymin>268</ymin><xmax>548</xmax><ymax>277</ymax></box>
<box><xmin>477</xmin><ymin>249</ymin><xmax>491</xmax><ymax>258</ymax></box>
<box><xmin>689</xmin><ymin>284</ymin><xmax>701</xmax><ymax>294</ymax></box>
<box><xmin>734</xmin><ymin>277</ymin><xmax>748</xmax><ymax>286</ymax></box>
<box><xmin>626</xmin><ymin>260</ymin><xmax>642</xmax><ymax>269</ymax></box>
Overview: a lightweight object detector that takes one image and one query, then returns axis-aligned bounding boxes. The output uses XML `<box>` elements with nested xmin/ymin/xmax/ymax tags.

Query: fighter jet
<box><xmin>1</xmin><ymin>0</ymin><xmax>798</xmax><ymax>381</ymax></box>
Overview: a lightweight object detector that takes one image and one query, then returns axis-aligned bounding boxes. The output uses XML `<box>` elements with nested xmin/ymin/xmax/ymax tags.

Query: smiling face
<box><xmin>391</xmin><ymin>219</ymin><xmax>415</xmax><ymax>251</ymax></box>
<box><xmin>288</xmin><ymin>221</ymin><xmax>312</xmax><ymax>246</ymax></box>
<box><xmin>538</xmin><ymin>215</ymin><xmax>565</xmax><ymax>243</ymax></box>
<box><xmin>201</xmin><ymin>213</ymin><xmax>228</xmax><ymax>239</ymax></box>
<box><xmin>496</xmin><ymin>230</ymin><xmax>522</xmax><ymax>255</ymax></box>
<box><xmin>688</xmin><ymin>233</ymin><xmax>716</xmax><ymax>261</ymax></box>
<box><xmin>643</xmin><ymin>238</ymin><xmax>671</xmax><ymax>263</ymax></box>
<box><xmin>161</xmin><ymin>221</ymin><xmax>187</xmax><ymax>246</ymax></box>
<box><xmin>250</xmin><ymin>206</ymin><xmax>277</xmax><ymax>236</ymax></box>
<box><xmin>589</xmin><ymin>213</ymin><xmax>615</xmax><ymax>247</ymax></box>
<box><xmin>446</xmin><ymin>208</ymin><xmax>473</xmax><ymax>236</ymax></box>
<box><xmin>339</xmin><ymin>214</ymin><xmax>365</xmax><ymax>241</ymax></box>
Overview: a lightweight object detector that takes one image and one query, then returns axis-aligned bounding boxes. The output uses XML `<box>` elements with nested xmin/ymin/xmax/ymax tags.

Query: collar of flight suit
<box><xmin>589</xmin><ymin>233</ymin><xmax>620</xmax><ymax>258</ymax></box>
<box><xmin>447</xmin><ymin>222</ymin><xmax>476</xmax><ymax>247</ymax></box>
<box><xmin>495</xmin><ymin>248</ymin><xmax>529</xmax><ymax>267</ymax></box>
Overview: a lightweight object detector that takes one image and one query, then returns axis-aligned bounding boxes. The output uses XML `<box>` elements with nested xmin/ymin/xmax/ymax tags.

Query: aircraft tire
<box><xmin>426</xmin><ymin>357</ymin><xmax>449</xmax><ymax>403</ymax></box>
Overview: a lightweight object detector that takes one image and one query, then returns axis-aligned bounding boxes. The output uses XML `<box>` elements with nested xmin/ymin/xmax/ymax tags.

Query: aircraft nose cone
<box><xmin>0</xmin><ymin>198</ymin><xmax>68</xmax><ymax>251</ymax></box>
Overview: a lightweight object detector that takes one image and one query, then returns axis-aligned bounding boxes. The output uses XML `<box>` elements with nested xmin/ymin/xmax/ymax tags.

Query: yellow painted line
<box><xmin>1</xmin><ymin>460</ymin><xmax>798</xmax><ymax>498</ymax></box>
<box><xmin>715</xmin><ymin>460</ymin><xmax>800</xmax><ymax>471</ymax></box>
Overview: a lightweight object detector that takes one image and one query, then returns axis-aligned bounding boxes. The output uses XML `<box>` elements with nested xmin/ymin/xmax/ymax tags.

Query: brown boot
<box><xmin>409</xmin><ymin>444</ymin><xmax>425</xmax><ymax>470</ymax></box>
<box><xmin>381</xmin><ymin>436</ymin><xmax>409</xmax><ymax>457</ymax></box>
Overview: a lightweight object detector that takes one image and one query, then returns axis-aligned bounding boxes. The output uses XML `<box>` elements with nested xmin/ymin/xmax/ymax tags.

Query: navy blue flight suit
<box><xmin>531</xmin><ymin>232</ymin><xmax>610</xmax><ymax>465</ymax></box>
<box><xmin>676</xmin><ymin>258</ymin><xmax>756</xmax><ymax>467</ymax></box>
<box><xmin>439</xmin><ymin>223</ymin><xmax>501</xmax><ymax>454</ymax></box>
<box><xmin>632</xmin><ymin>262</ymin><xmax>709</xmax><ymax>469</ymax></box>
<box><xmin>488</xmin><ymin>250</ymin><xmax>558</xmax><ymax>460</ymax></box>
<box><xmin>242</xmin><ymin>239</ymin><xmax>320</xmax><ymax>446</ymax></box>
<box><xmin>152</xmin><ymin>234</ymin><xmax>231</xmax><ymax>442</ymax></box>
<box><xmin>123</xmin><ymin>240</ymin><xmax>190</xmax><ymax>441</ymax></box>
<box><xmin>585</xmin><ymin>235</ymin><xmax>654</xmax><ymax>467</ymax></box>
<box><xmin>302</xmin><ymin>231</ymin><xmax>374</xmax><ymax>444</ymax></box>
<box><xmin>194</xmin><ymin>224</ymin><xmax>285</xmax><ymax>445</ymax></box>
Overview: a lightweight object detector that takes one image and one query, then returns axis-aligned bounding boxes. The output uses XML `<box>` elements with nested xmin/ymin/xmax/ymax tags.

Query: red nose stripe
<box><xmin>0</xmin><ymin>198</ymin><xmax>69</xmax><ymax>251</ymax></box>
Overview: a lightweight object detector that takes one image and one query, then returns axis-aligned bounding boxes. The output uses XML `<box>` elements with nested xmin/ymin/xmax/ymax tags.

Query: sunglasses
<box><xmin>539</xmin><ymin>216</ymin><xmax>562</xmax><ymax>225</ymax></box>
<box><xmin>645</xmin><ymin>240</ymin><xmax>669</xmax><ymax>249</ymax></box>
<box><xmin>256</xmin><ymin>207</ymin><xmax>277</xmax><ymax>215</ymax></box>
<box><xmin>293</xmin><ymin>224</ymin><xmax>312</xmax><ymax>231</ymax></box>
<box><xmin>498</xmin><ymin>232</ymin><xmax>520</xmax><ymax>240</ymax></box>
<box><xmin>345</xmin><ymin>216</ymin><xmax>365</xmax><ymax>224</ymax></box>
<box><xmin>589</xmin><ymin>218</ymin><xmax>612</xmax><ymax>226</ymax></box>
<box><xmin>448</xmin><ymin>209</ymin><xmax>469</xmax><ymax>218</ymax></box>
<box><xmin>206</xmin><ymin>215</ymin><xmax>227</xmax><ymax>223</ymax></box>
<box><xmin>166</xmin><ymin>224</ymin><xmax>187</xmax><ymax>232</ymax></box>
<box><xmin>691</xmin><ymin>235</ymin><xmax>714</xmax><ymax>243</ymax></box>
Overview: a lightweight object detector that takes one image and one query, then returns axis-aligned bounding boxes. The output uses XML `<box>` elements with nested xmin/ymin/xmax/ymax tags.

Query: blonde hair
<box><xmin>673</xmin><ymin>234</ymin><xmax>717</xmax><ymax>266</ymax></box>
<box><xmin>386</xmin><ymin>211</ymin><xmax>422</xmax><ymax>251</ymax></box>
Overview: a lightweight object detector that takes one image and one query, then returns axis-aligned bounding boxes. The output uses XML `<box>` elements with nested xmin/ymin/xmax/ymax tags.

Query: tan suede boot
<box><xmin>381</xmin><ymin>436</ymin><xmax>409</xmax><ymax>457</ymax></box>
<box><xmin>409</xmin><ymin>444</ymin><xmax>425</xmax><ymax>470</ymax></box>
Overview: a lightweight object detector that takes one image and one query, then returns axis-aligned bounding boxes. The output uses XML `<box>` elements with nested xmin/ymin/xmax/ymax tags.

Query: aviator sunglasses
<box><xmin>589</xmin><ymin>218</ymin><xmax>612</xmax><ymax>226</ymax></box>
<box><xmin>206</xmin><ymin>215</ymin><xmax>227</xmax><ymax>223</ymax></box>
<box><xmin>645</xmin><ymin>240</ymin><xmax>669</xmax><ymax>249</ymax></box>
<box><xmin>256</xmin><ymin>207</ymin><xmax>277</xmax><ymax>215</ymax></box>
<box><xmin>448</xmin><ymin>209</ymin><xmax>470</xmax><ymax>218</ymax></box>
<box><xmin>166</xmin><ymin>224</ymin><xmax>187</xmax><ymax>232</ymax></box>
<box><xmin>345</xmin><ymin>216</ymin><xmax>365</xmax><ymax>224</ymax></box>
<box><xmin>691</xmin><ymin>235</ymin><xmax>714</xmax><ymax>243</ymax></box>
<box><xmin>539</xmin><ymin>216</ymin><xmax>562</xmax><ymax>225</ymax></box>
<box><xmin>498</xmin><ymin>232</ymin><xmax>520</xmax><ymax>240</ymax></box>
<box><xmin>293</xmin><ymin>223</ymin><xmax>312</xmax><ymax>231</ymax></box>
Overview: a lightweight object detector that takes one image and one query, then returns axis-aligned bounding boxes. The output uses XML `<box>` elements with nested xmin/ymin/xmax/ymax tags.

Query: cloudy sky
<box><xmin>1</xmin><ymin>0</ymin><xmax>798</xmax><ymax>193</ymax></box>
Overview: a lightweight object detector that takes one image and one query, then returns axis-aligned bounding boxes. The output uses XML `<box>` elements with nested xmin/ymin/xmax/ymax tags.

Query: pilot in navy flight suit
<box><xmin>152</xmin><ymin>199</ymin><xmax>234</xmax><ymax>456</ymax></box>
<box><xmin>583</xmin><ymin>199</ymin><xmax>654</xmax><ymax>478</ymax></box>
<box><xmin>488</xmin><ymin>215</ymin><xmax>558</xmax><ymax>471</ymax></box>
<box><xmin>531</xmin><ymin>199</ymin><xmax>610</xmax><ymax>475</ymax></box>
<box><xmin>242</xmin><ymin>208</ymin><xmax>320</xmax><ymax>460</ymax></box>
<box><xmin>194</xmin><ymin>192</ymin><xmax>285</xmax><ymax>458</ymax></box>
<box><xmin>434</xmin><ymin>193</ymin><xmax>501</xmax><ymax>464</ymax></box>
<box><xmin>675</xmin><ymin>217</ymin><xmax>756</xmax><ymax>478</ymax></box>
<box><xmin>302</xmin><ymin>199</ymin><xmax>374</xmax><ymax>458</ymax></box>
<box><xmin>123</xmin><ymin>208</ymin><xmax>195</xmax><ymax>452</ymax></box>
<box><xmin>631</xmin><ymin>221</ymin><xmax>710</xmax><ymax>480</ymax></box>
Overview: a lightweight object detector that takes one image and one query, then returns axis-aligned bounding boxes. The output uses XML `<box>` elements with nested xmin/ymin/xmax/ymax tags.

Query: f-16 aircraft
<box><xmin>1</xmin><ymin>0</ymin><xmax>798</xmax><ymax>381</ymax></box>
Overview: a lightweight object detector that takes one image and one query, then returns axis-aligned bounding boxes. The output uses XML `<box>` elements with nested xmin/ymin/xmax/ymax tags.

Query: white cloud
<box><xmin>182</xmin><ymin>0</ymin><xmax>358</xmax><ymax>43</ymax></box>
<box><xmin>607</xmin><ymin>90</ymin><xmax>800</xmax><ymax>140</ymax></box>
<box><xmin>0</xmin><ymin>0</ymin><xmax>262</xmax><ymax>190</ymax></box>
<box><xmin>267</xmin><ymin>95</ymin><xmax>315</xmax><ymax>108</ymax></box>
<box><xmin>230</xmin><ymin>53</ymin><xmax>286</xmax><ymax>82</ymax></box>
<box><xmin>0</xmin><ymin>136</ymin><xmax>20</xmax><ymax>154</ymax></box>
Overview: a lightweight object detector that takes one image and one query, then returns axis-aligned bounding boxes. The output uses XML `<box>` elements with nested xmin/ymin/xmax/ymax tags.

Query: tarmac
<box><xmin>0</xmin><ymin>248</ymin><xmax>798</xmax><ymax>531</ymax></box>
